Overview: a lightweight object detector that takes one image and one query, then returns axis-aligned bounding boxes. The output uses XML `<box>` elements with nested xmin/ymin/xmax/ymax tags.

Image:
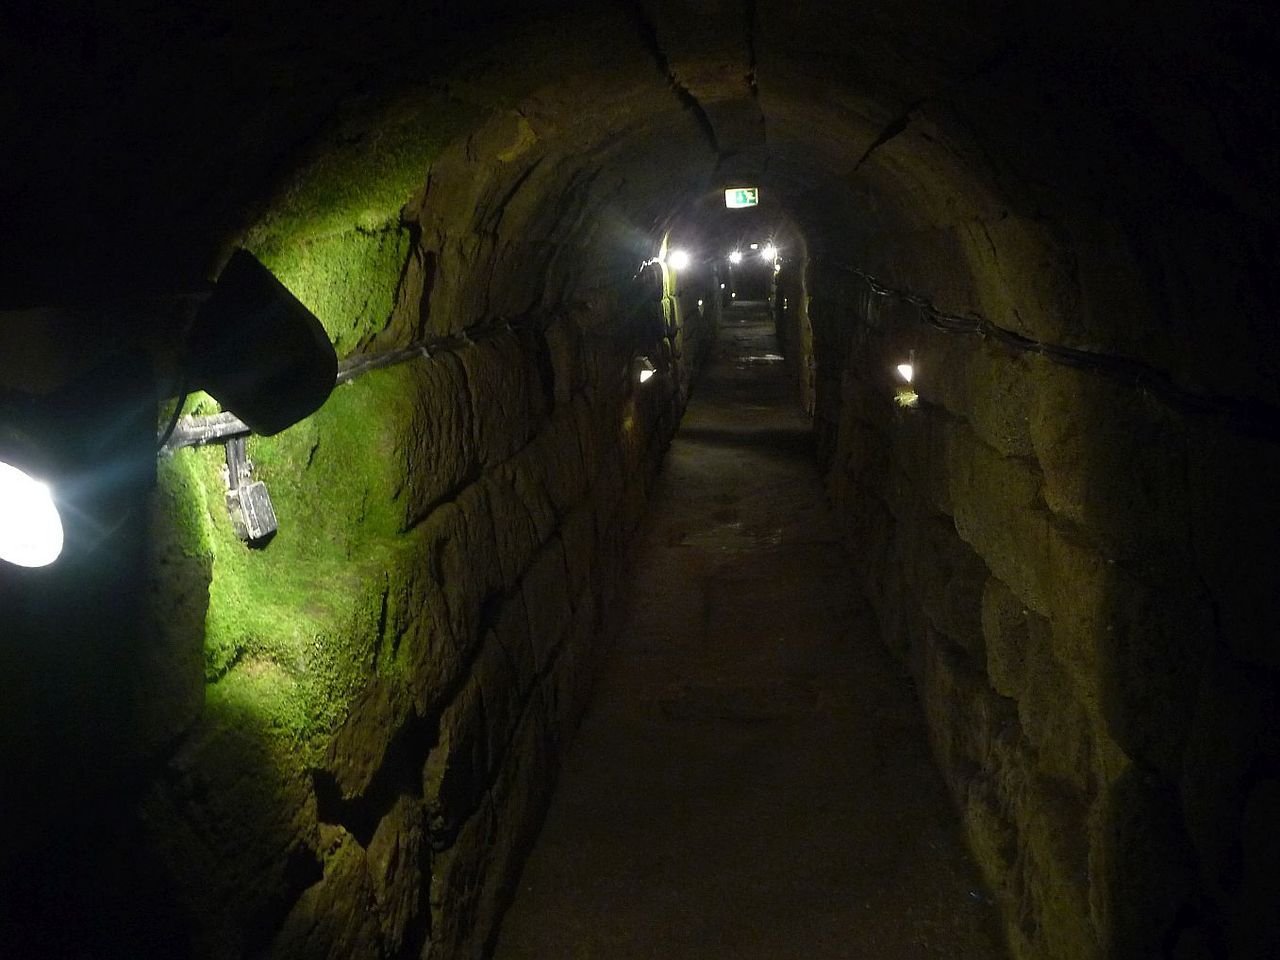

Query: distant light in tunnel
<box><xmin>634</xmin><ymin>356</ymin><xmax>657</xmax><ymax>384</ymax></box>
<box><xmin>697</xmin><ymin>299</ymin><xmax>704</xmax><ymax>308</ymax></box>
<box><xmin>0</xmin><ymin>460</ymin><xmax>64</xmax><ymax>567</ymax></box>
<box><xmin>749</xmin><ymin>242</ymin><xmax>759</xmax><ymax>250</ymax></box>
<box><xmin>894</xmin><ymin>350</ymin><xmax>919</xmax><ymax>408</ymax></box>
<box><xmin>728</xmin><ymin>250</ymin><xmax>743</xmax><ymax>265</ymax></box>
<box><xmin>720</xmin><ymin>283</ymin><xmax>726</xmax><ymax>289</ymax></box>
<box><xmin>667</xmin><ymin>249</ymin><xmax>691</xmax><ymax>271</ymax></box>
<box><xmin>761</xmin><ymin>243</ymin><xmax>777</xmax><ymax>261</ymax></box>
<box><xmin>896</xmin><ymin>351</ymin><xmax>916</xmax><ymax>384</ymax></box>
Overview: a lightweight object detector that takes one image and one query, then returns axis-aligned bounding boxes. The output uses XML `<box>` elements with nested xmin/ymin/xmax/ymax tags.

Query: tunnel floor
<box><xmin>491</xmin><ymin>302</ymin><xmax>1006</xmax><ymax>959</ymax></box>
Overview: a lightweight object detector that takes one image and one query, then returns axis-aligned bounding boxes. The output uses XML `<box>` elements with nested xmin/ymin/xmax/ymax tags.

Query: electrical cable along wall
<box><xmin>2</xmin><ymin>2</ymin><xmax>1279</xmax><ymax>958</ymax></box>
<box><xmin>781</xmin><ymin>125</ymin><xmax>1280</xmax><ymax>954</ymax></box>
<box><xmin>0</xmin><ymin>57</ymin><xmax>723</xmax><ymax>956</ymax></box>
<box><xmin>841</xmin><ymin>266</ymin><xmax>1280</xmax><ymax>442</ymax></box>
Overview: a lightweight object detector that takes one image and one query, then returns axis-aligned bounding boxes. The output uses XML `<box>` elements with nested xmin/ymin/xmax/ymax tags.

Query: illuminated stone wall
<box><xmin>787</xmin><ymin>87</ymin><xmax>1280</xmax><ymax>956</ymax></box>
<box><xmin>147</xmin><ymin>313</ymin><xmax>705</xmax><ymax>960</ymax></box>
<box><xmin>2</xmin><ymin>3</ymin><xmax>1277</xmax><ymax>958</ymax></box>
<box><xmin>0</xmin><ymin>88</ymin><xmax>717</xmax><ymax>957</ymax></box>
<box><xmin>138</xmin><ymin>129</ymin><xmax>715</xmax><ymax>956</ymax></box>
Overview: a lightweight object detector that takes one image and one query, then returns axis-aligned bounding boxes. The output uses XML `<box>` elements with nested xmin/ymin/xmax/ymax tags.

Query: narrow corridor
<box><xmin>491</xmin><ymin>302</ymin><xmax>1006</xmax><ymax>958</ymax></box>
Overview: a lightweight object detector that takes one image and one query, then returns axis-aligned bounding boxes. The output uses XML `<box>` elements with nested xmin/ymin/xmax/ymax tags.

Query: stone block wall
<box><xmin>0</xmin><ymin>204</ymin><xmax>714</xmax><ymax>960</ymax></box>
<box><xmin>784</xmin><ymin>227</ymin><xmax>1280</xmax><ymax>958</ymax></box>
<box><xmin>137</xmin><ymin>285</ymin><xmax>713</xmax><ymax>960</ymax></box>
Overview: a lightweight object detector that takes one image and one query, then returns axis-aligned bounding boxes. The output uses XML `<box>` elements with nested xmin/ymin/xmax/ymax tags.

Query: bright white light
<box><xmin>0</xmin><ymin>460</ymin><xmax>64</xmax><ymax>567</ymax></box>
<box><xmin>731</xmin><ymin>292</ymin><xmax>737</xmax><ymax>298</ymax></box>
<box><xmin>749</xmin><ymin>242</ymin><xmax>759</xmax><ymax>250</ymax></box>
<box><xmin>638</xmin><ymin>368</ymin><xmax>655</xmax><ymax>383</ymax></box>
<box><xmin>668</xmin><ymin>249</ymin><xmax>691</xmax><ymax>271</ymax></box>
<box><xmin>728</xmin><ymin>250</ymin><xmax>743</xmax><ymax>265</ymax></box>
<box><xmin>896</xmin><ymin>363</ymin><xmax>915</xmax><ymax>383</ymax></box>
<box><xmin>697</xmin><ymin>299</ymin><xmax>704</xmax><ymax>308</ymax></box>
<box><xmin>761</xmin><ymin>243</ymin><xmax>778</xmax><ymax>260</ymax></box>
<box><xmin>720</xmin><ymin>283</ymin><xmax>726</xmax><ymax>289</ymax></box>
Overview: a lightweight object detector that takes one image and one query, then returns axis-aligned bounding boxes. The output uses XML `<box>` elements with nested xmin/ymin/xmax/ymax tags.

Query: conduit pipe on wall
<box><xmin>845</xmin><ymin>265</ymin><xmax>1280</xmax><ymax>441</ymax></box>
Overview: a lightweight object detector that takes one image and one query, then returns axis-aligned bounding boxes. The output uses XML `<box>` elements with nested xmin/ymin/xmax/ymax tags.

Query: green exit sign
<box><xmin>724</xmin><ymin>187</ymin><xmax>759</xmax><ymax>208</ymax></box>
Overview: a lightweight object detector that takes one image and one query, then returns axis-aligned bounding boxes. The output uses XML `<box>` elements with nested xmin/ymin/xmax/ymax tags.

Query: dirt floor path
<box><xmin>490</xmin><ymin>301</ymin><xmax>1007</xmax><ymax>959</ymax></box>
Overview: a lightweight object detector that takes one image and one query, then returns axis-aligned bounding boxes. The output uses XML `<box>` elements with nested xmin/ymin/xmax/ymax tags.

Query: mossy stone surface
<box><xmin>162</xmin><ymin>365</ymin><xmax>418</xmax><ymax>757</ymax></box>
<box><xmin>259</xmin><ymin>227</ymin><xmax>411</xmax><ymax>356</ymax></box>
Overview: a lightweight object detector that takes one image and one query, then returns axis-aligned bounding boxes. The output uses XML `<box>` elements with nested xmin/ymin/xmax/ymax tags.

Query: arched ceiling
<box><xmin>1</xmin><ymin>0</ymin><xmax>1275</xmax><ymax>398</ymax></box>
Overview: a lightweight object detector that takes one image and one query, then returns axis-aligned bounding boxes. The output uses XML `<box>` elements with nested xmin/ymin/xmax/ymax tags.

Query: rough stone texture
<box><xmin>1</xmin><ymin>2</ymin><xmax>1276</xmax><ymax>958</ymax></box>
<box><xmin>795</xmin><ymin>169</ymin><xmax>1278</xmax><ymax>956</ymax></box>
<box><xmin>134</xmin><ymin>283</ymin><xmax>712</xmax><ymax>960</ymax></box>
<box><xmin>493</xmin><ymin>302</ymin><xmax>1006</xmax><ymax>960</ymax></box>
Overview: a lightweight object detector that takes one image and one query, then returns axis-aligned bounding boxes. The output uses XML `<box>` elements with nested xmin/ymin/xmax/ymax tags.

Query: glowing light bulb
<box><xmin>668</xmin><ymin>249</ymin><xmax>691</xmax><ymax>271</ymax></box>
<box><xmin>728</xmin><ymin>250</ymin><xmax>743</xmax><ymax>265</ymax></box>
<box><xmin>897</xmin><ymin>362</ymin><xmax>914</xmax><ymax>383</ymax></box>
<box><xmin>0</xmin><ymin>460</ymin><xmax>64</xmax><ymax>567</ymax></box>
<box><xmin>761</xmin><ymin>243</ymin><xmax>777</xmax><ymax>261</ymax></box>
<box><xmin>720</xmin><ymin>283</ymin><xmax>726</xmax><ymax>289</ymax></box>
<box><xmin>639</xmin><ymin>368</ymin><xmax>655</xmax><ymax>383</ymax></box>
<box><xmin>749</xmin><ymin>242</ymin><xmax>759</xmax><ymax>250</ymax></box>
<box><xmin>634</xmin><ymin>356</ymin><xmax>657</xmax><ymax>384</ymax></box>
<box><xmin>697</xmin><ymin>299</ymin><xmax>704</xmax><ymax>308</ymax></box>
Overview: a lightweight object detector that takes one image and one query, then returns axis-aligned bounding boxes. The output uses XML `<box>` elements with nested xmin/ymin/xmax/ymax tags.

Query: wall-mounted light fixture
<box><xmin>697</xmin><ymin>299</ymin><xmax>704</xmax><ymax>309</ymax></box>
<box><xmin>188</xmin><ymin>250</ymin><xmax>337</xmax><ymax>436</ymax></box>
<box><xmin>761</xmin><ymin>243</ymin><xmax>778</xmax><ymax>261</ymax></box>
<box><xmin>176</xmin><ymin>250</ymin><xmax>337</xmax><ymax>545</ymax></box>
<box><xmin>749</xmin><ymin>242</ymin><xmax>759</xmax><ymax>250</ymax></box>
<box><xmin>728</xmin><ymin>250</ymin><xmax>743</xmax><ymax>265</ymax></box>
<box><xmin>897</xmin><ymin>353</ymin><xmax>915</xmax><ymax>384</ymax></box>
<box><xmin>0</xmin><ymin>454</ymin><xmax>63</xmax><ymax>568</ymax></box>
<box><xmin>894</xmin><ymin>350</ymin><xmax>919</xmax><ymax>408</ymax></box>
<box><xmin>0</xmin><ymin>350</ymin><xmax>155</xmax><ymax>570</ymax></box>
<box><xmin>634</xmin><ymin>356</ymin><xmax>657</xmax><ymax>384</ymax></box>
<box><xmin>666</xmin><ymin>249</ymin><xmax>691</xmax><ymax>271</ymax></box>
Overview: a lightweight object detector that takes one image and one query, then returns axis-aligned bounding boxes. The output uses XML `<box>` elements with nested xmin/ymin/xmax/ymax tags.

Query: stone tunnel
<box><xmin>1</xmin><ymin>2</ymin><xmax>1277</xmax><ymax>958</ymax></box>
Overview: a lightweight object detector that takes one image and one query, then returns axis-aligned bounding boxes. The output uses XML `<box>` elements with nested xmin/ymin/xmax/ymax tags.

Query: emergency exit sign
<box><xmin>725</xmin><ymin>187</ymin><xmax>759</xmax><ymax>208</ymax></box>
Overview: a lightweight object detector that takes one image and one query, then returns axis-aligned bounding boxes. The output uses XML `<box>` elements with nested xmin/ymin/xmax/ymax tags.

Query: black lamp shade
<box><xmin>189</xmin><ymin>251</ymin><xmax>337</xmax><ymax>436</ymax></box>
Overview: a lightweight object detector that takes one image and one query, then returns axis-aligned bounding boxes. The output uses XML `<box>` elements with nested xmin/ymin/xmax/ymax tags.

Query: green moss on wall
<box><xmin>239</xmin><ymin>96</ymin><xmax>484</xmax><ymax>356</ymax></box>
<box><xmin>154</xmin><ymin>95</ymin><xmax>486</xmax><ymax>763</ymax></box>
<box><xmin>246</xmin><ymin>96</ymin><xmax>481</xmax><ymax>255</ymax></box>
<box><xmin>156</xmin><ymin>451</ymin><xmax>216</xmax><ymax>562</ymax></box>
<box><xmin>161</xmin><ymin>365</ymin><xmax>424</xmax><ymax>761</ymax></box>
<box><xmin>259</xmin><ymin>226</ymin><xmax>411</xmax><ymax>355</ymax></box>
